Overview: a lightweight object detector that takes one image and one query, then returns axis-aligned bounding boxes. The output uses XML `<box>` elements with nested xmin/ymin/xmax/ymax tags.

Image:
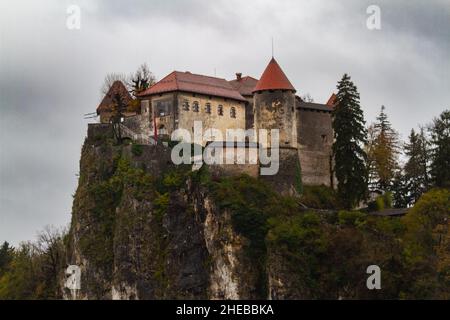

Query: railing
<box><xmin>119</xmin><ymin>124</ymin><xmax>156</xmax><ymax>145</ymax></box>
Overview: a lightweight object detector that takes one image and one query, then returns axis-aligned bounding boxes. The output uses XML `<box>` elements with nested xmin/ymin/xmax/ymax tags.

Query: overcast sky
<box><xmin>0</xmin><ymin>0</ymin><xmax>449</xmax><ymax>245</ymax></box>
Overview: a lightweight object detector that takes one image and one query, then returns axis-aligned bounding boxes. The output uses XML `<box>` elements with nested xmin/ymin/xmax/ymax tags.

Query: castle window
<box><xmin>182</xmin><ymin>100</ymin><xmax>190</xmax><ymax>111</ymax></box>
<box><xmin>156</xmin><ymin>101</ymin><xmax>171</xmax><ymax>116</ymax></box>
<box><xmin>205</xmin><ymin>103</ymin><xmax>211</xmax><ymax>114</ymax></box>
<box><xmin>193</xmin><ymin>101</ymin><xmax>199</xmax><ymax>112</ymax></box>
<box><xmin>218</xmin><ymin>105</ymin><xmax>224</xmax><ymax>116</ymax></box>
<box><xmin>158</xmin><ymin>124</ymin><xmax>167</xmax><ymax>135</ymax></box>
<box><xmin>230</xmin><ymin>107</ymin><xmax>236</xmax><ymax>118</ymax></box>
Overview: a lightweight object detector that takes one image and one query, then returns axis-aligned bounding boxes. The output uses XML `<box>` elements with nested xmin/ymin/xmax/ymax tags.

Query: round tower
<box><xmin>253</xmin><ymin>58</ymin><xmax>301</xmax><ymax>195</ymax></box>
<box><xmin>253</xmin><ymin>58</ymin><xmax>297</xmax><ymax>149</ymax></box>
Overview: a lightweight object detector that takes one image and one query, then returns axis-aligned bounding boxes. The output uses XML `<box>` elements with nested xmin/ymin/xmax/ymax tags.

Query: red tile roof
<box><xmin>228</xmin><ymin>75</ymin><xmax>259</xmax><ymax>97</ymax></box>
<box><xmin>138</xmin><ymin>71</ymin><xmax>247</xmax><ymax>102</ymax></box>
<box><xmin>253</xmin><ymin>58</ymin><xmax>296</xmax><ymax>93</ymax></box>
<box><xmin>97</xmin><ymin>81</ymin><xmax>133</xmax><ymax>114</ymax></box>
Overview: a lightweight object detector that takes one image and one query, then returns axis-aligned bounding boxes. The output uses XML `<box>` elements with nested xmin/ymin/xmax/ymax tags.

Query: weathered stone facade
<box><xmin>139</xmin><ymin>92</ymin><xmax>246</xmax><ymax>144</ymax></box>
<box><xmin>254</xmin><ymin>90</ymin><xmax>297</xmax><ymax>149</ymax></box>
<box><xmin>296</xmin><ymin>102</ymin><xmax>334</xmax><ymax>187</ymax></box>
<box><xmin>97</xmin><ymin>59</ymin><xmax>335</xmax><ymax>189</ymax></box>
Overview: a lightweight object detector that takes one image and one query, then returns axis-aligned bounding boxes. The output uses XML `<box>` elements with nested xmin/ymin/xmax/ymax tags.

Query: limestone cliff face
<box><xmin>65</xmin><ymin>128</ymin><xmax>276</xmax><ymax>300</ymax></box>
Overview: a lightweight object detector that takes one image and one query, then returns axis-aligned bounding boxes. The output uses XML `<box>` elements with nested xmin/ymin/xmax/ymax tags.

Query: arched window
<box><xmin>182</xmin><ymin>100</ymin><xmax>190</xmax><ymax>111</ymax></box>
<box><xmin>218</xmin><ymin>105</ymin><xmax>224</xmax><ymax>116</ymax></box>
<box><xmin>230</xmin><ymin>107</ymin><xmax>236</xmax><ymax>118</ymax></box>
<box><xmin>205</xmin><ymin>103</ymin><xmax>211</xmax><ymax>114</ymax></box>
<box><xmin>193</xmin><ymin>101</ymin><xmax>199</xmax><ymax>112</ymax></box>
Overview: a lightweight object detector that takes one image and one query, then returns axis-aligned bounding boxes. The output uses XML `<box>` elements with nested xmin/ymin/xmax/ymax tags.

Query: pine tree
<box><xmin>0</xmin><ymin>241</ymin><xmax>14</xmax><ymax>275</ymax></box>
<box><xmin>367</xmin><ymin>106</ymin><xmax>400</xmax><ymax>191</ymax></box>
<box><xmin>429</xmin><ymin>109</ymin><xmax>450</xmax><ymax>188</ymax></box>
<box><xmin>404</xmin><ymin>128</ymin><xmax>429</xmax><ymax>205</ymax></box>
<box><xmin>332</xmin><ymin>74</ymin><xmax>368</xmax><ymax>209</ymax></box>
<box><xmin>391</xmin><ymin>169</ymin><xmax>409</xmax><ymax>208</ymax></box>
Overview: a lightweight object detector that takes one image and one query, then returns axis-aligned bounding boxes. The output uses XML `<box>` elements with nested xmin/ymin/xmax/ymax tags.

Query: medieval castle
<box><xmin>96</xmin><ymin>58</ymin><xmax>336</xmax><ymax>193</ymax></box>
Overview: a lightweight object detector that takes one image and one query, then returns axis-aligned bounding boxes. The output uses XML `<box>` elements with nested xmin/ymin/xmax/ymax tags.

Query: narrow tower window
<box><xmin>193</xmin><ymin>101</ymin><xmax>199</xmax><ymax>112</ymax></box>
<box><xmin>230</xmin><ymin>107</ymin><xmax>236</xmax><ymax>118</ymax></box>
<box><xmin>218</xmin><ymin>105</ymin><xmax>224</xmax><ymax>116</ymax></box>
<box><xmin>205</xmin><ymin>103</ymin><xmax>211</xmax><ymax>114</ymax></box>
<box><xmin>182</xmin><ymin>100</ymin><xmax>190</xmax><ymax>111</ymax></box>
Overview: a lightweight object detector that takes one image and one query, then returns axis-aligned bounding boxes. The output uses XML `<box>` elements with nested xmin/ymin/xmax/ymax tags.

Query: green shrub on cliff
<box><xmin>300</xmin><ymin>185</ymin><xmax>337</xmax><ymax>209</ymax></box>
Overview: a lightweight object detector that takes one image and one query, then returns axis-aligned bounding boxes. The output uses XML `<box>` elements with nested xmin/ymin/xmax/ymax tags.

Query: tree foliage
<box><xmin>100</xmin><ymin>73</ymin><xmax>128</xmax><ymax>96</ymax></box>
<box><xmin>332</xmin><ymin>74</ymin><xmax>368</xmax><ymax>209</ymax></box>
<box><xmin>129</xmin><ymin>63</ymin><xmax>156</xmax><ymax>96</ymax></box>
<box><xmin>0</xmin><ymin>227</ymin><xmax>67</xmax><ymax>299</ymax></box>
<box><xmin>101</xmin><ymin>63</ymin><xmax>156</xmax><ymax>99</ymax></box>
<box><xmin>429</xmin><ymin>109</ymin><xmax>450</xmax><ymax>188</ymax></box>
<box><xmin>404</xmin><ymin>128</ymin><xmax>430</xmax><ymax>205</ymax></box>
<box><xmin>367</xmin><ymin>106</ymin><xmax>400</xmax><ymax>191</ymax></box>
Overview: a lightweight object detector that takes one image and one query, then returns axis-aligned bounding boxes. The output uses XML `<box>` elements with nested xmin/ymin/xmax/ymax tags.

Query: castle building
<box><xmin>97</xmin><ymin>58</ymin><xmax>335</xmax><ymax>188</ymax></box>
<box><xmin>138</xmin><ymin>71</ymin><xmax>248</xmax><ymax>140</ymax></box>
<box><xmin>97</xmin><ymin>80</ymin><xmax>135</xmax><ymax>123</ymax></box>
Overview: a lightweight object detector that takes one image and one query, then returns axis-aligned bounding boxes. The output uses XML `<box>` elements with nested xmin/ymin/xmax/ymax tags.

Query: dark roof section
<box><xmin>297</xmin><ymin>100</ymin><xmax>333</xmax><ymax>112</ymax></box>
<box><xmin>138</xmin><ymin>71</ymin><xmax>247</xmax><ymax>102</ymax></box>
<box><xmin>228</xmin><ymin>75</ymin><xmax>258</xmax><ymax>97</ymax></box>
<box><xmin>369</xmin><ymin>208</ymin><xmax>409</xmax><ymax>217</ymax></box>
<box><xmin>97</xmin><ymin>81</ymin><xmax>133</xmax><ymax>114</ymax></box>
<box><xmin>253</xmin><ymin>58</ymin><xmax>296</xmax><ymax>93</ymax></box>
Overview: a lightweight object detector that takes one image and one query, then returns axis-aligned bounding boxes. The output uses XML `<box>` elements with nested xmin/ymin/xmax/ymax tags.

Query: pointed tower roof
<box><xmin>253</xmin><ymin>58</ymin><xmax>296</xmax><ymax>93</ymax></box>
<box><xmin>97</xmin><ymin>81</ymin><xmax>133</xmax><ymax>114</ymax></box>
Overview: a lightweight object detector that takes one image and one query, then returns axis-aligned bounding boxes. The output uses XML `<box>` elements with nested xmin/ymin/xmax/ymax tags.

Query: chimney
<box><xmin>236</xmin><ymin>73</ymin><xmax>242</xmax><ymax>81</ymax></box>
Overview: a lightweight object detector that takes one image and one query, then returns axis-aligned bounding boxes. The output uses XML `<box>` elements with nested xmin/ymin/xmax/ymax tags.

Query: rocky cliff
<box><xmin>65</xmin><ymin>126</ymin><xmax>288</xmax><ymax>299</ymax></box>
<box><xmin>63</xmin><ymin>125</ymin><xmax>450</xmax><ymax>300</ymax></box>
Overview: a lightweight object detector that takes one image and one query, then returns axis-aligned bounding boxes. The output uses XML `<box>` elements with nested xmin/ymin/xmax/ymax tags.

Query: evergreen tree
<box><xmin>367</xmin><ymin>106</ymin><xmax>400</xmax><ymax>191</ymax></box>
<box><xmin>0</xmin><ymin>241</ymin><xmax>14</xmax><ymax>275</ymax></box>
<box><xmin>332</xmin><ymin>74</ymin><xmax>368</xmax><ymax>209</ymax></box>
<box><xmin>404</xmin><ymin>128</ymin><xmax>429</xmax><ymax>205</ymax></box>
<box><xmin>429</xmin><ymin>109</ymin><xmax>450</xmax><ymax>188</ymax></box>
<box><xmin>391</xmin><ymin>169</ymin><xmax>409</xmax><ymax>208</ymax></box>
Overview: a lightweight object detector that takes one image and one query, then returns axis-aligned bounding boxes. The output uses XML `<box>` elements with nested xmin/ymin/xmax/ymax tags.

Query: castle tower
<box><xmin>253</xmin><ymin>58</ymin><xmax>301</xmax><ymax>195</ymax></box>
<box><xmin>253</xmin><ymin>58</ymin><xmax>297</xmax><ymax>149</ymax></box>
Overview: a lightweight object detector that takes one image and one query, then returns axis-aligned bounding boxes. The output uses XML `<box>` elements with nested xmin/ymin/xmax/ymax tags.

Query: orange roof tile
<box><xmin>326</xmin><ymin>93</ymin><xmax>337</xmax><ymax>106</ymax></box>
<box><xmin>253</xmin><ymin>58</ymin><xmax>296</xmax><ymax>93</ymax></box>
<box><xmin>138</xmin><ymin>71</ymin><xmax>247</xmax><ymax>102</ymax></box>
<box><xmin>229</xmin><ymin>75</ymin><xmax>258</xmax><ymax>96</ymax></box>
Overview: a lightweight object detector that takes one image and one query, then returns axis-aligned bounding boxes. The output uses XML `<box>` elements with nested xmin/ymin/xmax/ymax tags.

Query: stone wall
<box><xmin>243</xmin><ymin>95</ymin><xmax>254</xmax><ymax>130</ymax></box>
<box><xmin>297</xmin><ymin>108</ymin><xmax>334</xmax><ymax>186</ymax></box>
<box><xmin>260</xmin><ymin>148</ymin><xmax>301</xmax><ymax>196</ymax></box>
<box><xmin>122</xmin><ymin>113</ymin><xmax>151</xmax><ymax>138</ymax></box>
<box><xmin>254</xmin><ymin>90</ymin><xmax>297</xmax><ymax>149</ymax></box>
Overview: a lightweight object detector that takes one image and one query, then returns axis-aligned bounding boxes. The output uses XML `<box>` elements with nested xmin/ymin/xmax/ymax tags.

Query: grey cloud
<box><xmin>0</xmin><ymin>0</ymin><xmax>449</xmax><ymax>245</ymax></box>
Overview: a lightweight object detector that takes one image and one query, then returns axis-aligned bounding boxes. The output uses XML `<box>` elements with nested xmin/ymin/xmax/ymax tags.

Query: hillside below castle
<box><xmin>62</xmin><ymin>126</ymin><xmax>450</xmax><ymax>300</ymax></box>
